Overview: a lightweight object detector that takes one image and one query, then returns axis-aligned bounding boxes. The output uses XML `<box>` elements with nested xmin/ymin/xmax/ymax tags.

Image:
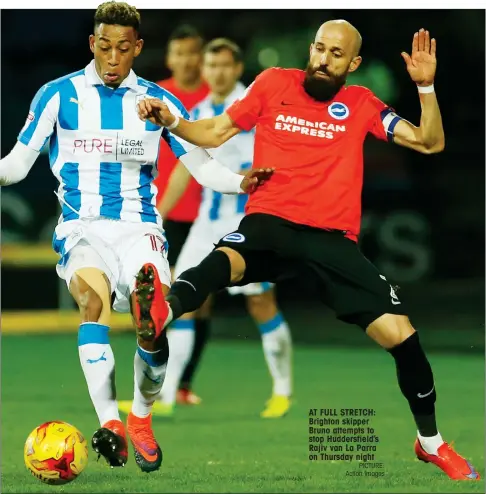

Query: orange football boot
<box><xmin>127</xmin><ymin>412</ymin><xmax>162</xmax><ymax>473</ymax></box>
<box><xmin>415</xmin><ymin>439</ymin><xmax>480</xmax><ymax>480</ymax></box>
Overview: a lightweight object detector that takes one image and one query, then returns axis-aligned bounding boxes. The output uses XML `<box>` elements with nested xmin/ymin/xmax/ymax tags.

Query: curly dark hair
<box><xmin>94</xmin><ymin>1</ymin><xmax>141</xmax><ymax>34</ymax></box>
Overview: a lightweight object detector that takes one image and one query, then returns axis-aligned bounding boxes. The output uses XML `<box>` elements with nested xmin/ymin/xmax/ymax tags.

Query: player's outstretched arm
<box><xmin>393</xmin><ymin>29</ymin><xmax>444</xmax><ymax>154</ymax></box>
<box><xmin>179</xmin><ymin>147</ymin><xmax>274</xmax><ymax>195</ymax></box>
<box><xmin>138</xmin><ymin>99</ymin><xmax>240</xmax><ymax>148</ymax></box>
<box><xmin>0</xmin><ymin>141</ymin><xmax>39</xmax><ymax>186</ymax></box>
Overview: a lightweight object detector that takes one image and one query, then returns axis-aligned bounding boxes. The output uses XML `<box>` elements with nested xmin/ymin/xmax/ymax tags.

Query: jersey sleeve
<box><xmin>366</xmin><ymin>93</ymin><xmax>402</xmax><ymax>143</ymax></box>
<box><xmin>226</xmin><ymin>69</ymin><xmax>275</xmax><ymax>131</ymax></box>
<box><xmin>18</xmin><ymin>83</ymin><xmax>60</xmax><ymax>152</ymax></box>
<box><xmin>161</xmin><ymin>92</ymin><xmax>197</xmax><ymax>158</ymax></box>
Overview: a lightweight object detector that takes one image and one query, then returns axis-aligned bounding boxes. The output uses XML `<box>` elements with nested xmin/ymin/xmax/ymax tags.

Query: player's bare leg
<box><xmin>246</xmin><ymin>289</ymin><xmax>292</xmax><ymax>418</ymax></box>
<box><xmin>70</xmin><ymin>269</ymin><xmax>128</xmax><ymax>468</ymax></box>
<box><xmin>366</xmin><ymin>314</ymin><xmax>480</xmax><ymax>480</ymax></box>
<box><xmin>125</xmin><ymin>263</ymin><xmax>169</xmax><ymax>473</ymax></box>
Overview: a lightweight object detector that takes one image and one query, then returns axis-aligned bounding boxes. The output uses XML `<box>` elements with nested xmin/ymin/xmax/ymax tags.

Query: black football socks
<box><xmin>167</xmin><ymin>250</ymin><xmax>232</xmax><ymax>320</ymax></box>
<box><xmin>388</xmin><ymin>332</ymin><xmax>438</xmax><ymax>437</ymax></box>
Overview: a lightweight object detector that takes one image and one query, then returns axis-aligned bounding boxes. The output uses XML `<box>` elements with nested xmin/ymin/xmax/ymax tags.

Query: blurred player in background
<box><xmin>138</xmin><ymin>21</ymin><xmax>480</xmax><ymax>481</ymax></box>
<box><xmin>120</xmin><ymin>38</ymin><xmax>293</xmax><ymax>419</ymax></box>
<box><xmin>158</xmin><ymin>24</ymin><xmax>209</xmax><ymax>111</ymax></box>
<box><xmin>154</xmin><ymin>26</ymin><xmax>208</xmax><ymax>277</ymax></box>
<box><xmin>0</xmin><ymin>1</ymin><xmax>271</xmax><ymax>474</ymax></box>
<box><xmin>153</xmin><ymin>25</ymin><xmax>211</xmax><ymax>406</ymax></box>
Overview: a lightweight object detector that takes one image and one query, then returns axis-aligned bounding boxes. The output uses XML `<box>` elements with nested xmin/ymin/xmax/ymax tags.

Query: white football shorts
<box><xmin>53</xmin><ymin>218</ymin><xmax>171</xmax><ymax>313</ymax></box>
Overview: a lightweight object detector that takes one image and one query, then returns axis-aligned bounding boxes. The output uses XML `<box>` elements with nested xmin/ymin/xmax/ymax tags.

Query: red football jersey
<box><xmin>154</xmin><ymin>77</ymin><xmax>210</xmax><ymax>222</ymax></box>
<box><xmin>226</xmin><ymin>68</ymin><xmax>400</xmax><ymax>241</ymax></box>
<box><xmin>159</xmin><ymin>77</ymin><xmax>210</xmax><ymax>111</ymax></box>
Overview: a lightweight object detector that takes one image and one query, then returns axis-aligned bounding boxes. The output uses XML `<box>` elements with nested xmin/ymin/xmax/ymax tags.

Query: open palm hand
<box><xmin>401</xmin><ymin>29</ymin><xmax>437</xmax><ymax>86</ymax></box>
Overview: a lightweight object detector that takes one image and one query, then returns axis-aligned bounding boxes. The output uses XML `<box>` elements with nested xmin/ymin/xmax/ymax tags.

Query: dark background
<box><xmin>1</xmin><ymin>9</ymin><xmax>484</xmax><ymax>351</ymax></box>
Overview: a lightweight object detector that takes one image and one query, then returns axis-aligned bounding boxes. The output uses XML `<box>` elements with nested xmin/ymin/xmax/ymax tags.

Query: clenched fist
<box><xmin>137</xmin><ymin>98</ymin><xmax>176</xmax><ymax>127</ymax></box>
<box><xmin>240</xmin><ymin>168</ymin><xmax>275</xmax><ymax>194</ymax></box>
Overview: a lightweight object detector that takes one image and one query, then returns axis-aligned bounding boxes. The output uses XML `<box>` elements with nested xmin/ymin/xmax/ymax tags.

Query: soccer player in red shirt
<box><xmin>137</xmin><ymin>21</ymin><xmax>479</xmax><ymax>481</ymax></box>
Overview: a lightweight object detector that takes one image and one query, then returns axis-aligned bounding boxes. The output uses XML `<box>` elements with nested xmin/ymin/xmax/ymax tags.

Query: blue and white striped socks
<box><xmin>78</xmin><ymin>322</ymin><xmax>120</xmax><ymax>426</ymax></box>
<box><xmin>257</xmin><ymin>313</ymin><xmax>292</xmax><ymax>397</ymax></box>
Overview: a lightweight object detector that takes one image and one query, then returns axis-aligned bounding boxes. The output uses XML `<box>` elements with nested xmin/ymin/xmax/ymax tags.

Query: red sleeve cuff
<box><xmin>226</xmin><ymin>103</ymin><xmax>255</xmax><ymax>132</ymax></box>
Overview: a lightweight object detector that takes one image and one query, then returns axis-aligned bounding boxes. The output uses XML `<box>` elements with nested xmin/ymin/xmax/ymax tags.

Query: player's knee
<box><xmin>216</xmin><ymin>247</ymin><xmax>246</xmax><ymax>283</ymax></box>
<box><xmin>366</xmin><ymin>314</ymin><xmax>416</xmax><ymax>349</ymax></box>
<box><xmin>72</xmin><ymin>278</ymin><xmax>104</xmax><ymax>322</ymax></box>
<box><xmin>246</xmin><ymin>291</ymin><xmax>277</xmax><ymax>322</ymax></box>
<box><xmin>70</xmin><ymin>269</ymin><xmax>111</xmax><ymax>324</ymax></box>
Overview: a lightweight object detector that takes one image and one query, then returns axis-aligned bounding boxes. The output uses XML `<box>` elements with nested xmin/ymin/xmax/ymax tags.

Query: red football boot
<box><xmin>177</xmin><ymin>388</ymin><xmax>202</xmax><ymax>405</ymax></box>
<box><xmin>133</xmin><ymin>263</ymin><xmax>169</xmax><ymax>342</ymax></box>
<box><xmin>91</xmin><ymin>419</ymin><xmax>128</xmax><ymax>468</ymax></box>
<box><xmin>415</xmin><ymin>438</ymin><xmax>480</xmax><ymax>480</ymax></box>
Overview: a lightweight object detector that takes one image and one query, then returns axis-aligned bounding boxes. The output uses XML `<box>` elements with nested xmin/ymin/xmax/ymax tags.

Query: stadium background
<box><xmin>1</xmin><ymin>9</ymin><xmax>484</xmax><ymax>350</ymax></box>
<box><xmin>1</xmin><ymin>9</ymin><xmax>484</xmax><ymax>493</ymax></box>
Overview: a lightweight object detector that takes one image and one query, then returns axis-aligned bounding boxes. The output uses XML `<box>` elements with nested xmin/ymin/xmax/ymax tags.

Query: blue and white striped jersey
<box><xmin>192</xmin><ymin>82</ymin><xmax>254</xmax><ymax>222</ymax></box>
<box><xmin>18</xmin><ymin>60</ymin><xmax>194</xmax><ymax>226</ymax></box>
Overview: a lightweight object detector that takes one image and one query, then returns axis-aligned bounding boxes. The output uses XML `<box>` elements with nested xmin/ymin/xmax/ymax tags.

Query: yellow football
<box><xmin>24</xmin><ymin>421</ymin><xmax>88</xmax><ymax>485</ymax></box>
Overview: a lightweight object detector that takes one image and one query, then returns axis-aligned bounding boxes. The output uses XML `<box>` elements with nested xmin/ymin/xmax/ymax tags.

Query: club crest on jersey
<box><xmin>328</xmin><ymin>102</ymin><xmax>350</xmax><ymax>120</ymax></box>
<box><xmin>222</xmin><ymin>233</ymin><xmax>246</xmax><ymax>243</ymax></box>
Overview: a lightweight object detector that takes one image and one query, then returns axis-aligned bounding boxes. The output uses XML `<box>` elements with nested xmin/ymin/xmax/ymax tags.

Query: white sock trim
<box><xmin>418</xmin><ymin>431</ymin><xmax>444</xmax><ymax>455</ymax></box>
<box><xmin>137</xmin><ymin>344</ymin><xmax>162</xmax><ymax>354</ymax></box>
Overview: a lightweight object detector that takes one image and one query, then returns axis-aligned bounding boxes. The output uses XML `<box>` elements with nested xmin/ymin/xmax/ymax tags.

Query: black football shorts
<box><xmin>215</xmin><ymin>213</ymin><xmax>407</xmax><ymax>330</ymax></box>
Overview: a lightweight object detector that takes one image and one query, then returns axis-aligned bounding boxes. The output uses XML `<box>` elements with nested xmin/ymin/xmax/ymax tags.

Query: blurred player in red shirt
<box><xmin>155</xmin><ymin>25</ymin><xmax>209</xmax><ymax>270</ymax></box>
<box><xmin>138</xmin><ymin>21</ymin><xmax>479</xmax><ymax>481</ymax></box>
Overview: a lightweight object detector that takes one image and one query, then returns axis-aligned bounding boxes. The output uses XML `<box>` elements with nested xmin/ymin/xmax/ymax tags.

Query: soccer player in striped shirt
<box><xmin>138</xmin><ymin>21</ymin><xmax>479</xmax><ymax>480</ymax></box>
<box><xmin>0</xmin><ymin>1</ymin><xmax>271</xmax><ymax>473</ymax></box>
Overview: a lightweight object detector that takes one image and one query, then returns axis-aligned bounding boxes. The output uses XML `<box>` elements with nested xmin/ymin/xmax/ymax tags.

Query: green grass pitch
<box><xmin>2</xmin><ymin>333</ymin><xmax>484</xmax><ymax>492</ymax></box>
